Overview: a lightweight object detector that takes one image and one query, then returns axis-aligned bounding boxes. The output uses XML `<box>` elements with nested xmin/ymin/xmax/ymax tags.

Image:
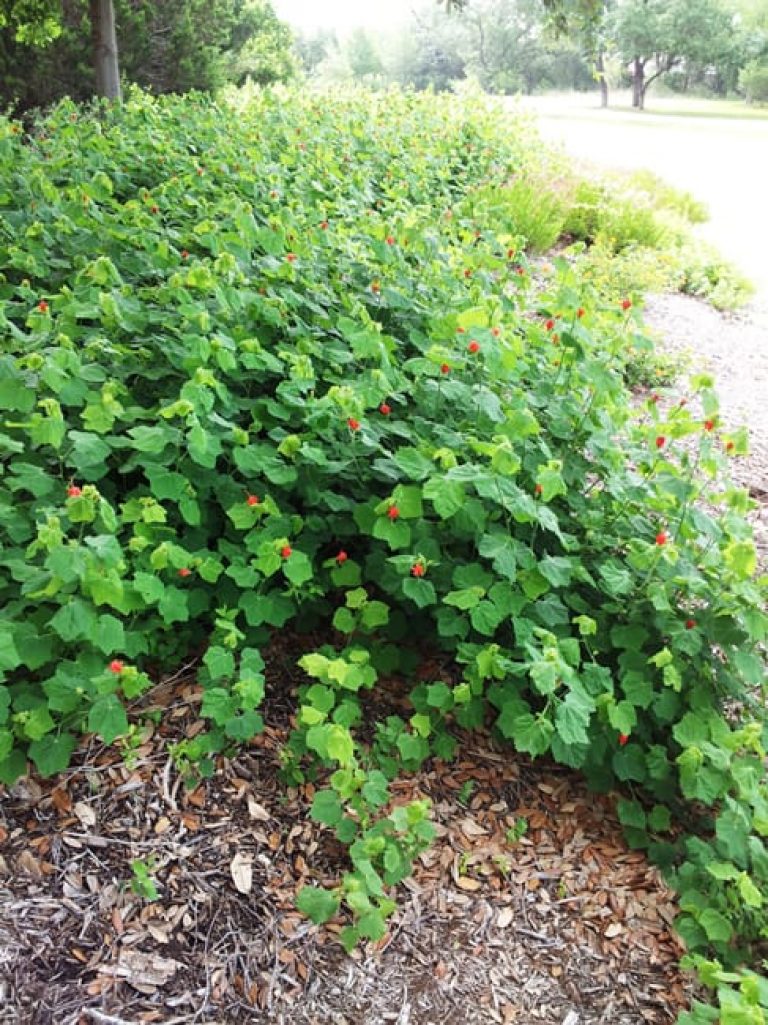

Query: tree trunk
<box><xmin>596</xmin><ymin>49</ymin><xmax>608</xmax><ymax>108</ymax></box>
<box><xmin>90</xmin><ymin>0</ymin><xmax>121</xmax><ymax>100</ymax></box>
<box><xmin>632</xmin><ymin>57</ymin><xmax>644</xmax><ymax>109</ymax></box>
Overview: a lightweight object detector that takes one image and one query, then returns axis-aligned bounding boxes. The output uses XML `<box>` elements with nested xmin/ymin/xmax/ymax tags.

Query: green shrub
<box><xmin>740</xmin><ymin>60</ymin><xmax>768</xmax><ymax>103</ymax></box>
<box><xmin>0</xmin><ymin>87</ymin><xmax>766</xmax><ymax>1020</ymax></box>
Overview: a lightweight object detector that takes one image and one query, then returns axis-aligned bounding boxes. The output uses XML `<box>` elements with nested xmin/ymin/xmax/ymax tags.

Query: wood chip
<box><xmin>230</xmin><ymin>851</ymin><xmax>253</xmax><ymax>894</ymax></box>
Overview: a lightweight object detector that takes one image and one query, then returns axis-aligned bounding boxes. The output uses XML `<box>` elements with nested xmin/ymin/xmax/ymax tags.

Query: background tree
<box><xmin>610</xmin><ymin>0</ymin><xmax>736</xmax><ymax>109</ymax></box>
<box><xmin>0</xmin><ymin>0</ymin><xmax>295</xmax><ymax>111</ymax></box>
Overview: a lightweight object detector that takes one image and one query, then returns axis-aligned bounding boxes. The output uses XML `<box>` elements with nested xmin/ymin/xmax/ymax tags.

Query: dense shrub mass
<box><xmin>0</xmin><ymin>87</ymin><xmax>766</xmax><ymax>1021</ymax></box>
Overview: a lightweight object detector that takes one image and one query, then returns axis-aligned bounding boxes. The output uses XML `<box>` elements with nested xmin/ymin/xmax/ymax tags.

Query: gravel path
<box><xmin>643</xmin><ymin>291</ymin><xmax>768</xmax><ymax>562</ymax></box>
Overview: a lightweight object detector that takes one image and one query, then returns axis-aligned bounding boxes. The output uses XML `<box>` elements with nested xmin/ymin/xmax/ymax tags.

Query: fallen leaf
<box><xmin>73</xmin><ymin>801</ymin><xmax>96</xmax><ymax>827</ymax></box>
<box><xmin>496</xmin><ymin>906</ymin><xmax>515</xmax><ymax>929</ymax></box>
<box><xmin>246</xmin><ymin>794</ymin><xmax>271</xmax><ymax>822</ymax></box>
<box><xmin>230</xmin><ymin>851</ymin><xmax>253</xmax><ymax>894</ymax></box>
<box><xmin>604</xmin><ymin>922</ymin><xmax>624</xmax><ymax>939</ymax></box>
<box><xmin>456</xmin><ymin>876</ymin><xmax>481</xmax><ymax>892</ymax></box>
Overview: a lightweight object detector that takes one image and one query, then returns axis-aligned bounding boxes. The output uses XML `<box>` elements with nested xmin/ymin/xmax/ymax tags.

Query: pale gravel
<box><xmin>642</xmin><ymin>291</ymin><xmax>768</xmax><ymax>564</ymax></box>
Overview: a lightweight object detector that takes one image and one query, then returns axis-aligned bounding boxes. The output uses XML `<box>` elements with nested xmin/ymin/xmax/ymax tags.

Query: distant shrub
<box><xmin>740</xmin><ymin>60</ymin><xmax>768</xmax><ymax>103</ymax></box>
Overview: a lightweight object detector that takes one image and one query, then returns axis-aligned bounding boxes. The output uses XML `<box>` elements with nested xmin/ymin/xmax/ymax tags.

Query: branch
<box><xmin>644</xmin><ymin>55</ymin><xmax>681</xmax><ymax>91</ymax></box>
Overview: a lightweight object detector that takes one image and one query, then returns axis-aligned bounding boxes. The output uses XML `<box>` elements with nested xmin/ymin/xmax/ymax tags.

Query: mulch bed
<box><xmin>1</xmin><ymin>656</ymin><xmax>693</xmax><ymax>1025</ymax></box>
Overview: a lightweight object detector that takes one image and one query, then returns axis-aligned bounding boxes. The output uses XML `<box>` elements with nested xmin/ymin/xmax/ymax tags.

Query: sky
<box><xmin>271</xmin><ymin>0</ymin><xmax>419</xmax><ymax>33</ymax></box>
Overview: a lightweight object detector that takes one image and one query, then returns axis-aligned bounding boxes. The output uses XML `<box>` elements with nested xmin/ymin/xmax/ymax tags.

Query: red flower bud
<box><xmin>545</xmin><ymin>319</ymin><xmax>555</xmax><ymax>332</ymax></box>
<box><xmin>534</xmin><ymin>483</ymin><xmax>543</xmax><ymax>496</ymax></box>
<box><xmin>286</xmin><ymin>253</ymin><xmax>297</xmax><ymax>263</ymax></box>
<box><xmin>336</xmin><ymin>550</ymin><xmax>348</xmax><ymax>564</ymax></box>
<box><xmin>577</xmin><ymin>307</ymin><xmax>585</xmax><ymax>318</ymax></box>
<box><xmin>468</xmin><ymin>340</ymin><xmax>480</xmax><ymax>354</ymax></box>
<box><xmin>281</xmin><ymin>545</ymin><xmax>292</xmax><ymax>559</ymax></box>
<box><xmin>491</xmin><ymin>327</ymin><xmax>500</xmax><ymax>337</ymax></box>
<box><xmin>618</xmin><ymin>733</ymin><xmax>629</xmax><ymax>746</ymax></box>
<box><xmin>463</xmin><ymin>269</ymin><xmax>472</xmax><ymax>278</ymax></box>
<box><xmin>411</xmin><ymin>563</ymin><xmax>425</xmax><ymax>578</ymax></box>
<box><xmin>178</xmin><ymin>568</ymin><xmax>191</xmax><ymax>578</ymax></box>
<box><xmin>150</xmin><ymin>205</ymin><xmax>159</xmax><ymax>214</ymax></box>
<box><xmin>109</xmin><ymin>660</ymin><xmax>124</xmax><ymax>674</ymax></box>
<box><xmin>181</xmin><ymin>249</ymin><xmax>189</xmax><ymax>260</ymax></box>
<box><xmin>385</xmin><ymin>236</ymin><xmax>395</xmax><ymax>245</ymax></box>
<box><xmin>379</xmin><ymin>403</ymin><xmax>391</xmax><ymax>415</ymax></box>
<box><xmin>655</xmin><ymin>436</ymin><xmax>666</xmax><ymax>449</ymax></box>
<box><xmin>440</xmin><ymin>363</ymin><xmax>450</xmax><ymax>375</ymax></box>
<box><xmin>387</xmin><ymin>506</ymin><xmax>400</xmax><ymax>520</ymax></box>
<box><xmin>371</xmin><ymin>281</ymin><xmax>381</xmax><ymax>293</ymax></box>
<box><xmin>246</xmin><ymin>494</ymin><xmax>260</xmax><ymax>506</ymax></box>
<box><xmin>650</xmin><ymin>394</ymin><xmax>659</xmax><ymax>404</ymax></box>
<box><xmin>621</xmin><ymin>298</ymin><xmax>632</xmax><ymax>311</ymax></box>
<box><xmin>67</xmin><ymin>485</ymin><xmax>82</xmax><ymax>498</ymax></box>
<box><xmin>347</xmin><ymin>417</ymin><xmax>360</xmax><ymax>431</ymax></box>
<box><xmin>685</xmin><ymin>619</ymin><xmax>696</xmax><ymax>629</ymax></box>
<box><xmin>655</xmin><ymin>531</ymin><xmax>668</xmax><ymax>546</ymax></box>
<box><xmin>507</xmin><ymin>248</ymin><xmax>516</xmax><ymax>259</ymax></box>
<box><xmin>704</xmin><ymin>419</ymin><xmax>715</xmax><ymax>432</ymax></box>
<box><xmin>725</xmin><ymin>441</ymin><xmax>734</xmax><ymax>452</ymax></box>
<box><xmin>457</xmin><ymin>326</ymin><xmax>466</xmax><ymax>334</ymax></box>
<box><xmin>320</xmin><ymin>220</ymin><xmax>329</xmax><ymax>229</ymax></box>
<box><xmin>37</xmin><ymin>300</ymin><xmax>49</xmax><ymax>313</ymax></box>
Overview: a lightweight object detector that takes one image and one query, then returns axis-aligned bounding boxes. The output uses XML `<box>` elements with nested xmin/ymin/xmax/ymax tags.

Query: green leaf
<box><xmin>424</xmin><ymin>477</ymin><xmax>465</xmax><ymax>518</ymax></box>
<box><xmin>93</xmin><ymin>614</ymin><xmax>125</xmax><ymax>655</ymax></box>
<box><xmin>698</xmin><ymin>908</ymin><xmax>733</xmax><ymax>944</ymax></box>
<box><xmin>283</xmin><ymin>551</ymin><xmax>313</xmax><ymax>586</ymax></box>
<box><xmin>311</xmin><ymin>789</ymin><xmax>344</xmax><ymax>826</ymax></box>
<box><xmin>509</xmin><ymin>713</ymin><xmax>554</xmax><ymax>757</ymax></box>
<box><xmin>402</xmin><ymin>577</ymin><xmax>437</xmax><ymax>608</ymax></box>
<box><xmin>88</xmin><ymin>695</ymin><xmax>129</xmax><ymax>744</ymax></box>
<box><xmin>297</xmin><ymin>886</ymin><xmax>340</xmax><ymax>925</ymax></box>
<box><xmin>326</xmin><ymin>725</ymin><xmax>355</xmax><ymax>766</ymax></box>
<box><xmin>443</xmin><ymin>586</ymin><xmax>485</xmax><ymax>610</ymax></box>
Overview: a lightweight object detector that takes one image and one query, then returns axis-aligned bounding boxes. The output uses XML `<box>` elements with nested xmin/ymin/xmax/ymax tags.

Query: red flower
<box><xmin>387</xmin><ymin>505</ymin><xmax>400</xmax><ymax>520</ymax></box>
<box><xmin>109</xmin><ymin>660</ymin><xmax>124</xmax><ymax>675</ymax></box>
<box><xmin>577</xmin><ymin>307</ymin><xmax>585</xmax><ymax>319</ymax></box>
<box><xmin>336</xmin><ymin>550</ymin><xmax>348</xmax><ymax>564</ymax></box>
<box><xmin>281</xmin><ymin>545</ymin><xmax>293</xmax><ymax>559</ymax></box>
<box><xmin>286</xmin><ymin>253</ymin><xmax>297</xmax><ymax>263</ymax></box>
<box><xmin>655</xmin><ymin>436</ymin><xmax>666</xmax><ymax>449</ymax></box>
<box><xmin>534</xmin><ymin>483</ymin><xmax>543</xmax><ymax>496</ymax></box>
<box><xmin>385</xmin><ymin>236</ymin><xmax>395</xmax><ymax>245</ymax></box>
<box><xmin>685</xmin><ymin>619</ymin><xmax>696</xmax><ymax>629</ymax></box>
<box><xmin>379</xmin><ymin>403</ymin><xmax>391</xmax><ymax>415</ymax></box>
<box><xmin>725</xmin><ymin>441</ymin><xmax>734</xmax><ymax>452</ymax></box>
<box><xmin>440</xmin><ymin>363</ymin><xmax>451</xmax><ymax>375</ymax></box>
<box><xmin>704</xmin><ymin>419</ymin><xmax>715</xmax><ymax>431</ymax></box>
<box><xmin>371</xmin><ymin>281</ymin><xmax>381</xmax><ymax>294</ymax></box>
<box><xmin>67</xmin><ymin>485</ymin><xmax>82</xmax><ymax>498</ymax></box>
<box><xmin>320</xmin><ymin>220</ymin><xmax>329</xmax><ymax>229</ymax></box>
<box><xmin>545</xmin><ymin>319</ymin><xmax>555</xmax><ymax>332</ymax></box>
<box><xmin>411</xmin><ymin>563</ymin><xmax>425</xmax><ymax>578</ymax></box>
<box><xmin>347</xmin><ymin>417</ymin><xmax>360</xmax><ymax>431</ymax></box>
<box><xmin>181</xmin><ymin>249</ymin><xmax>189</xmax><ymax>260</ymax></box>
<box><xmin>618</xmin><ymin>733</ymin><xmax>630</xmax><ymax>746</ymax></box>
<box><xmin>491</xmin><ymin>327</ymin><xmax>500</xmax><ymax>337</ymax></box>
<box><xmin>655</xmin><ymin>531</ymin><xmax>668</xmax><ymax>546</ymax></box>
<box><xmin>37</xmin><ymin>300</ymin><xmax>49</xmax><ymax>313</ymax></box>
<box><xmin>246</xmin><ymin>494</ymin><xmax>260</xmax><ymax>506</ymax></box>
<box><xmin>621</xmin><ymin>298</ymin><xmax>632</xmax><ymax>311</ymax></box>
<box><xmin>178</xmin><ymin>568</ymin><xmax>191</xmax><ymax>578</ymax></box>
<box><xmin>468</xmin><ymin>340</ymin><xmax>480</xmax><ymax>354</ymax></box>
